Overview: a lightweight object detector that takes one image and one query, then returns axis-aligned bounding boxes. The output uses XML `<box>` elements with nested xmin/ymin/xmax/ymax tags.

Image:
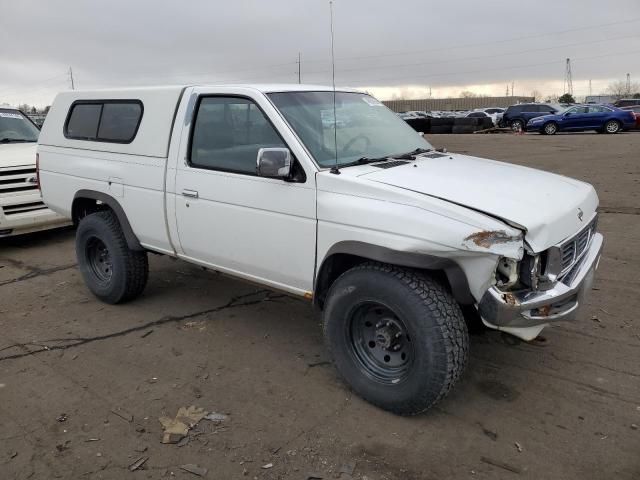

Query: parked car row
<box><xmin>398</xmin><ymin>108</ymin><xmax>505</xmax><ymax>127</ymax></box>
<box><xmin>399</xmin><ymin>101</ymin><xmax>640</xmax><ymax>135</ymax></box>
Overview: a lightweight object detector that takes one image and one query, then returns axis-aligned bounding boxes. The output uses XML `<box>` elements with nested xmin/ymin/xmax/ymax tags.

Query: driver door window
<box><xmin>190</xmin><ymin>97</ymin><xmax>285</xmax><ymax>175</ymax></box>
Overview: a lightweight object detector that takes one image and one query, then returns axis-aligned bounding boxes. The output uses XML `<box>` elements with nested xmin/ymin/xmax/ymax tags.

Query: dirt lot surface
<box><xmin>1</xmin><ymin>132</ymin><xmax>639</xmax><ymax>480</ymax></box>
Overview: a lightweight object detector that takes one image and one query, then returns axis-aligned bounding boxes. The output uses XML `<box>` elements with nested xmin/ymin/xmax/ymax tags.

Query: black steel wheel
<box><xmin>86</xmin><ymin>236</ymin><xmax>113</xmax><ymax>284</ymax></box>
<box><xmin>348</xmin><ymin>302</ymin><xmax>414</xmax><ymax>384</ymax></box>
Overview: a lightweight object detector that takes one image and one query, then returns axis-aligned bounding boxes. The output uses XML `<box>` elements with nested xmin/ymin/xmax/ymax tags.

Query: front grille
<box><xmin>2</xmin><ymin>201</ymin><xmax>48</xmax><ymax>216</ymax></box>
<box><xmin>0</xmin><ymin>166</ymin><xmax>38</xmax><ymax>196</ymax></box>
<box><xmin>559</xmin><ymin>216</ymin><xmax>598</xmax><ymax>274</ymax></box>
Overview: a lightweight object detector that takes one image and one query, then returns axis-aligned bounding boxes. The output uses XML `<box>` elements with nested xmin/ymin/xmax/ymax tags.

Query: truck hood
<box><xmin>0</xmin><ymin>142</ymin><xmax>37</xmax><ymax>169</ymax></box>
<box><xmin>359</xmin><ymin>153</ymin><xmax>598</xmax><ymax>252</ymax></box>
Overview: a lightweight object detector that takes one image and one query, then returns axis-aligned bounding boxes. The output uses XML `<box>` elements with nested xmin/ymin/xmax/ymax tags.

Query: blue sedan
<box><xmin>526</xmin><ymin>104</ymin><xmax>636</xmax><ymax>135</ymax></box>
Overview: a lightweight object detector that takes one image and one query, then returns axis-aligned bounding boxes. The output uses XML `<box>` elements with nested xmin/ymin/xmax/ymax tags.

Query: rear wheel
<box><xmin>604</xmin><ymin>120</ymin><xmax>621</xmax><ymax>134</ymax></box>
<box><xmin>76</xmin><ymin>211</ymin><xmax>148</xmax><ymax>304</ymax></box>
<box><xmin>323</xmin><ymin>262</ymin><xmax>469</xmax><ymax>415</ymax></box>
<box><xmin>543</xmin><ymin>122</ymin><xmax>558</xmax><ymax>135</ymax></box>
<box><xmin>510</xmin><ymin>119</ymin><xmax>524</xmax><ymax>131</ymax></box>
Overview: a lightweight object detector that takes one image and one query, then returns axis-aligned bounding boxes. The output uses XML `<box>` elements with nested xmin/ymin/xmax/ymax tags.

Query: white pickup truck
<box><xmin>38</xmin><ymin>85</ymin><xmax>603</xmax><ymax>414</ymax></box>
<box><xmin>0</xmin><ymin>107</ymin><xmax>68</xmax><ymax>237</ymax></box>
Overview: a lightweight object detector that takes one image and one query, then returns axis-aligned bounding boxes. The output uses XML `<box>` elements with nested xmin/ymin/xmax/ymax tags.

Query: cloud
<box><xmin>1</xmin><ymin>0</ymin><xmax>639</xmax><ymax>106</ymax></box>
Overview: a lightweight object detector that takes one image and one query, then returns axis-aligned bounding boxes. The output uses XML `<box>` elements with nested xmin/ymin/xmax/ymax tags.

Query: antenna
<box><xmin>296</xmin><ymin>52</ymin><xmax>302</xmax><ymax>84</ymax></box>
<box><xmin>329</xmin><ymin>0</ymin><xmax>340</xmax><ymax>174</ymax></box>
<box><xmin>69</xmin><ymin>66</ymin><xmax>75</xmax><ymax>90</ymax></box>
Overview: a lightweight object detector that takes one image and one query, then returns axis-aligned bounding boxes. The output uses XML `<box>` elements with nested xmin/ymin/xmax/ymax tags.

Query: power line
<box><xmin>302</xmin><ymin>33</ymin><xmax>640</xmax><ymax>77</ymax></box>
<box><xmin>302</xmin><ymin>16</ymin><xmax>640</xmax><ymax>65</ymax></box>
<box><xmin>328</xmin><ymin>48</ymin><xmax>640</xmax><ymax>87</ymax></box>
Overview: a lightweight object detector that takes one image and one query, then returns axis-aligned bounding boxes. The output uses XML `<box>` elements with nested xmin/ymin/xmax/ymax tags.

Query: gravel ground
<box><xmin>1</xmin><ymin>132</ymin><xmax>639</xmax><ymax>480</ymax></box>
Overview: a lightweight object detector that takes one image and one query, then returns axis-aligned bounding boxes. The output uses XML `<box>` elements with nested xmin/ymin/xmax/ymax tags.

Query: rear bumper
<box><xmin>0</xmin><ymin>193</ymin><xmax>70</xmax><ymax>237</ymax></box>
<box><xmin>478</xmin><ymin>232</ymin><xmax>603</xmax><ymax>328</ymax></box>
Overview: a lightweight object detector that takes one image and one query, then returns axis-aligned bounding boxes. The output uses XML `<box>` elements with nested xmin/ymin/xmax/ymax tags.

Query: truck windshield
<box><xmin>268</xmin><ymin>91</ymin><xmax>432</xmax><ymax>168</ymax></box>
<box><xmin>0</xmin><ymin>109</ymin><xmax>40</xmax><ymax>143</ymax></box>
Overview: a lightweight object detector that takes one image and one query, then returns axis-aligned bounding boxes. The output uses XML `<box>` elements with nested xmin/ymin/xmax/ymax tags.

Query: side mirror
<box><xmin>256</xmin><ymin>148</ymin><xmax>292</xmax><ymax>178</ymax></box>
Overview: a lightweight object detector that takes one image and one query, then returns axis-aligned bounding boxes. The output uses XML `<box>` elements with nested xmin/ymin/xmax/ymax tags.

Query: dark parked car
<box><xmin>613</xmin><ymin>99</ymin><xmax>640</xmax><ymax>108</ymax></box>
<box><xmin>526</xmin><ymin>104</ymin><xmax>636</xmax><ymax>135</ymax></box>
<box><xmin>501</xmin><ymin>103</ymin><xmax>559</xmax><ymax>130</ymax></box>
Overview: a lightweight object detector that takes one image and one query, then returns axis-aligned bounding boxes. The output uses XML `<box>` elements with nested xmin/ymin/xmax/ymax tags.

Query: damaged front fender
<box><xmin>462</xmin><ymin>229</ymin><xmax>524</xmax><ymax>259</ymax></box>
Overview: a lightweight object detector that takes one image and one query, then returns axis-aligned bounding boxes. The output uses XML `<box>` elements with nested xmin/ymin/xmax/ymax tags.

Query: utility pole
<box><xmin>626</xmin><ymin>73</ymin><xmax>631</xmax><ymax>95</ymax></box>
<box><xmin>296</xmin><ymin>52</ymin><xmax>301</xmax><ymax>84</ymax></box>
<box><xmin>428</xmin><ymin>86</ymin><xmax>432</xmax><ymax>98</ymax></box>
<box><xmin>69</xmin><ymin>66</ymin><xmax>75</xmax><ymax>90</ymax></box>
<box><xmin>506</xmin><ymin>84</ymin><xmax>509</xmax><ymax>96</ymax></box>
<box><xmin>511</xmin><ymin>81</ymin><xmax>514</xmax><ymax>97</ymax></box>
<box><xmin>588</xmin><ymin>79</ymin><xmax>592</xmax><ymax>97</ymax></box>
<box><xmin>564</xmin><ymin>58</ymin><xmax>573</xmax><ymax>95</ymax></box>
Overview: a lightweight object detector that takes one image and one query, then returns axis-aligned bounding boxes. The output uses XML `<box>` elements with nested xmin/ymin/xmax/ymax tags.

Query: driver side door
<box><xmin>173</xmin><ymin>93</ymin><xmax>317</xmax><ymax>295</ymax></box>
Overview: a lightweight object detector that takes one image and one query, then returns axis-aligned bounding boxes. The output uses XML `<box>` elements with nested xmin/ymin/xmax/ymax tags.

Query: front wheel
<box><xmin>543</xmin><ymin>122</ymin><xmax>558</xmax><ymax>135</ymax></box>
<box><xmin>323</xmin><ymin>263</ymin><xmax>469</xmax><ymax>415</ymax></box>
<box><xmin>604</xmin><ymin>120</ymin><xmax>621</xmax><ymax>134</ymax></box>
<box><xmin>76</xmin><ymin>211</ymin><xmax>149</xmax><ymax>304</ymax></box>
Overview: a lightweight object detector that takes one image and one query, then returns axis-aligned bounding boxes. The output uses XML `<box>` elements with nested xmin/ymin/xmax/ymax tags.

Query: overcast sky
<box><xmin>1</xmin><ymin>0</ymin><xmax>639</xmax><ymax>107</ymax></box>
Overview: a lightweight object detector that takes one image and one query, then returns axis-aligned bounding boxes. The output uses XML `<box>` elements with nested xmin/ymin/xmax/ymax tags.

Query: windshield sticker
<box><xmin>362</xmin><ymin>96</ymin><xmax>383</xmax><ymax>107</ymax></box>
<box><xmin>0</xmin><ymin>113</ymin><xmax>23</xmax><ymax>119</ymax></box>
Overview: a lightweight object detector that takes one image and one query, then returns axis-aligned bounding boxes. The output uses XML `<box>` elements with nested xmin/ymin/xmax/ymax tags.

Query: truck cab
<box><xmin>37</xmin><ymin>85</ymin><xmax>603</xmax><ymax>415</ymax></box>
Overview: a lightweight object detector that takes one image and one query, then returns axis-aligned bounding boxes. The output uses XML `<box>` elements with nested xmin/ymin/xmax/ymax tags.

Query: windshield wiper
<box><xmin>391</xmin><ymin>147</ymin><xmax>432</xmax><ymax>160</ymax></box>
<box><xmin>0</xmin><ymin>138</ymin><xmax>33</xmax><ymax>143</ymax></box>
<box><xmin>338</xmin><ymin>156</ymin><xmax>390</xmax><ymax>168</ymax></box>
<box><xmin>330</xmin><ymin>147</ymin><xmax>432</xmax><ymax>170</ymax></box>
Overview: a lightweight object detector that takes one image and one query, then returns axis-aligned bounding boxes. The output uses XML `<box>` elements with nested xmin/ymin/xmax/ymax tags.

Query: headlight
<box><xmin>496</xmin><ymin>257</ymin><xmax>519</xmax><ymax>289</ymax></box>
<box><xmin>519</xmin><ymin>253</ymin><xmax>542</xmax><ymax>290</ymax></box>
<box><xmin>518</xmin><ymin>249</ymin><xmax>562</xmax><ymax>291</ymax></box>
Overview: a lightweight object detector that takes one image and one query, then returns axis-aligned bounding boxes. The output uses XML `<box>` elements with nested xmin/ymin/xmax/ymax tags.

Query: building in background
<box><xmin>383</xmin><ymin>96</ymin><xmax>534</xmax><ymax>112</ymax></box>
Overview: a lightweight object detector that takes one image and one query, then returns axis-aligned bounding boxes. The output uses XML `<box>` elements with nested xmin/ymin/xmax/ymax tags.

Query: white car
<box><xmin>38</xmin><ymin>85</ymin><xmax>603</xmax><ymax>415</ymax></box>
<box><xmin>0</xmin><ymin>107</ymin><xmax>69</xmax><ymax>237</ymax></box>
<box><xmin>468</xmin><ymin>108</ymin><xmax>505</xmax><ymax>126</ymax></box>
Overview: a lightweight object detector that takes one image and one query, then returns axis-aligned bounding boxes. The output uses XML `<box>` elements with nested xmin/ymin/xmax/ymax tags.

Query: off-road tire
<box><xmin>323</xmin><ymin>262</ymin><xmax>469</xmax><ymax>415</ymax></box>
<box><xmin>76</xmin><ymin>210</ymin><xmax>148</xmax><ymax>304</ymax></box>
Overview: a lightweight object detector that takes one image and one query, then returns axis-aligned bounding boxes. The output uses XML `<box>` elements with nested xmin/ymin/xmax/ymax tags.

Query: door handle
<box><xmin>182</xmin><ymin>189</ymin><xmax>199</xmax><ymax>199</ymax></box>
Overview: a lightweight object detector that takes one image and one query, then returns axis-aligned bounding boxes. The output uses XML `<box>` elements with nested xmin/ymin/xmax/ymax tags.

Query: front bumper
<box><xmin>0</xmin><ymin>193</ymin><xmax>70</xmax><ymax>237</ymax></box>
<box><xmin>525</xmin><ymin>122</ymin><xmax>543</xmax><ymax>132</ymax></box>
<box><xmin>478</xmin><ymin>232</ymin><xmax>603</xmax><ymax>328</ymax></box>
